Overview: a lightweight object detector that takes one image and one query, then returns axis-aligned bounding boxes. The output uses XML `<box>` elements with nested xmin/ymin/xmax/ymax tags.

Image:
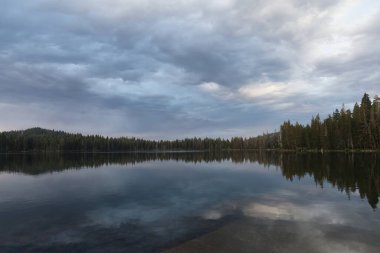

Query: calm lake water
<box><xmin>0</xmin><ymin>152</ymin><xmax>379</xmax><ymax>252</ymax></box>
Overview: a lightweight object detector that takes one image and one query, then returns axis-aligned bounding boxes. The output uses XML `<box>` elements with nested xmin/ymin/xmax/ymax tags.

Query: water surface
<box><xmin>0</xmin><ymin>152</ymin><xmax>379</xmax><ymax>252</ymax></box>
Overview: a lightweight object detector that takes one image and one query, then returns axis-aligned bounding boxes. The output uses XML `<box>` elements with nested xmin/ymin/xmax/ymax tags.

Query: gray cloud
<box><xmin>0</xmin><ymin>0</ymin><xmax>379</xmax><ymax>138</ymax></box>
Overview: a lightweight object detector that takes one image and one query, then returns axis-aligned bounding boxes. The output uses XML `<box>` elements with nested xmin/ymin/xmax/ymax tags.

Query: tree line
<box><xmin>0</xmin><ymin>127</ymin><xmax>279</xmax><ymax>153</ymax></box>
<box><xmin>1</xmin><ymin>93</ymin><xmax>379</xmax><ymax>152</ymax></box>
<box><xmin>280</xmin><ymin>93</ymin><xmax>380</xmax><ymax>150</ymax></box>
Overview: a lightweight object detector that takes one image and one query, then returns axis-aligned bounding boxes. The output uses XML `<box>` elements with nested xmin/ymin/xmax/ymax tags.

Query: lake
<box><xmin>0</xmin><ymin>152</ymin><xmax>379</xmax><ymax>252</ymax></box>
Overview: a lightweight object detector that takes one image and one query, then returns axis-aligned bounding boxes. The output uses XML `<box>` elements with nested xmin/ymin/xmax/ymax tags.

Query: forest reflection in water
<box><xmin>1</xmin><ymin>151</ymin><xmax>379</xmax><ymax>209</ymax></box>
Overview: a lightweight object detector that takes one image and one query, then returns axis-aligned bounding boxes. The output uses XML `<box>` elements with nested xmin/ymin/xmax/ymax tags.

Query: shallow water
<box><xmin>0</xmin><ymin>152</ymin><xmax>379</xmax><ymax>252</ymax></box>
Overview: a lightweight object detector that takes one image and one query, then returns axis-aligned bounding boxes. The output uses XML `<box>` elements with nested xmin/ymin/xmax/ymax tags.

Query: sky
<box><xmin>0</xmin><ymin>0</ymin><xmax>379</xmax><ymax>139</ymax></box>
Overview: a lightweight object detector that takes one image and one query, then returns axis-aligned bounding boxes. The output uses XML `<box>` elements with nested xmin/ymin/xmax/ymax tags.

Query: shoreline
<box><xmin>1</xmin><ymin>148</ymin><xmax>380</xmax><ymax>155</ymax></box>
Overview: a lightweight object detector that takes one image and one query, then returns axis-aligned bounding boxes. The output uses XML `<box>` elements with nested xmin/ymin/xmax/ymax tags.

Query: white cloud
<box><xmin>199</xmin><ymin>82</ymin><xmax>221</xmax><ymax>92</ymax></box>
<box><xmin>239</xmin><ymin>82</ymin><xmax>287</xmax><ymax>99</ymax></box>
<box><xmin>198</xmin><ymin>82</ymin><xmax>234</xmax><ymax>99</ymax></box>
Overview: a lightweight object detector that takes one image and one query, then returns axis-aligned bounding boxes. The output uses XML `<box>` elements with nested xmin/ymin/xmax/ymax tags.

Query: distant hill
<box><xmin>6</xmin><ymin>127</ymin><xmax>68</xmax><ymax>136</ymax></box>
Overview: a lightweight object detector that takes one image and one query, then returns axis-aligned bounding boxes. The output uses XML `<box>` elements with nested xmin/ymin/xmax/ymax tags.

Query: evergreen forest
<box><xmin>281</xmin><ymin>93</ymin><xmax>380</xmax><ymax>150</ymax></box>
<box><xmin>1</xmin><ymin>93</ymin><xmax>379</xmax><ymax>152</ymax></box>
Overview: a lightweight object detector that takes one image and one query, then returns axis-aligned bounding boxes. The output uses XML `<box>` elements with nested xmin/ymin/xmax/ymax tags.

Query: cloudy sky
<box><xmin>1</xmin><ymin>0</ymin><xmax>379</xmax><ymax>139</ymax></box>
